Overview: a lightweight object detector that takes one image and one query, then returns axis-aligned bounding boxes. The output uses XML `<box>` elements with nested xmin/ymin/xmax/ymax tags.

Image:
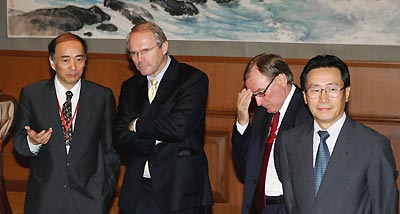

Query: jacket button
<box><xmin>66</xmin><ymin>162</ymin><xmax>72</xmax><ymax>166</ymax></box>
<box><xmin>63</xmin><ymin>184</ymin><xmax>68</xmax><ymax>188</ymax></box>
<box><xmin>252</xmin><ymin>179</ymin><xmax>256</xmax><ymax>184</ymax></box>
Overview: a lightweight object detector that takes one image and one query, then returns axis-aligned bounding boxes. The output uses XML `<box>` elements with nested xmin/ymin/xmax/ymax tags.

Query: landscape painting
<box><xmin>7</xmin><ymin>0</ymin><xmax>400</xmax><ymax>45</ymax></box>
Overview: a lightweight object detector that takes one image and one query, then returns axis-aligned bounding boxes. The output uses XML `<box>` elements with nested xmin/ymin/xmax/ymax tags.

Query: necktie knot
<box><xmin>66</xmin><ymin>91</ymin><xmax>73</xmax><ymax>102</ymax></box>
<box><xmin>269</xmin><ymin>112</ymin><xmax>280</xmax><ymax>137</ymax></box>
<box><xmin>318</xmin><ymin>130</ymin><xmax>330</xmax><ymax>141</ymax></box>
<box><xmin>150</xmin><ymin>79</ymin><xmax>158</xmax><ymax>87</ymax></box>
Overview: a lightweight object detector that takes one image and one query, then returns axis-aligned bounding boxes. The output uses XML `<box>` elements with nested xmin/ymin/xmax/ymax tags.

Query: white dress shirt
<box><xmin>28</xmin><ymin>76</ymin><xmax>81</xmax><ymax>154</ymax></box>
<box><xmin>236</xmin><ymin>85</ymin><xmax>296</xmax><ymax>196</ymax></box>
<box><xmin>312</xmin><ymin>113</ymin><xmax>347</xmax><ymax>167</ymax></box>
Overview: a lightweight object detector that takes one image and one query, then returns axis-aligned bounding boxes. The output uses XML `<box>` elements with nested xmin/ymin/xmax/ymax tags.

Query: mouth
<box><xmin>67</xmin><ymin>73</ymin><xmax>78</xmax><ymax>78</ymax></box>
<box><xmin>318</xmin><ymin>107</ymin><xmax>331</xmax><ymax>111</ymax></box>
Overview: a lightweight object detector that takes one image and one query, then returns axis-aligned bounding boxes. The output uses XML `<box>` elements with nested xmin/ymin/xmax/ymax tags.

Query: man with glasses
<box><xmin>232</xmin><ymin>53</ymin><xmax>312</xmax><ymax>214</ymax></box>
<box><xmin>114</xmin><ymin>21</ymin><xmax>213</xmax><ymax>214</ymax></box>
<box><xmin>279</xmin><ymin>54</ymin><xmax>398</xmax><ymax>214</ymax></box>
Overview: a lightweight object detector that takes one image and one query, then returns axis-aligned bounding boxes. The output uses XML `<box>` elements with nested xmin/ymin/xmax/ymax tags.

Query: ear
<box><xmin>277</xmin><ymin>73</ymin><xmax>288</xmax><ymax>87</ymax></box>
<box><xmin>345</xmin><ymin>87</ymin><xmax>350</xmax><ymax>102</ymax></box>
<box><xmin>49</xmin><ymin>56</ymin><xmax>56</xmax><ymax>71</ymax></box>
<box><xmin>161</xmin><ymin>41</ymin><xmax>168</xmax><ymax>55</ymax></box>
<box><xmin>303</xmin><ymin>91</ymin><xmax>308</xmax><ymax>104</ymax></box>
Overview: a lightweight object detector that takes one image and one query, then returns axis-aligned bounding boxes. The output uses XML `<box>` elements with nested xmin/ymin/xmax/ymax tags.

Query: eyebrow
<box><xmin>61</xmin><ymin>54</ymin><xmax>84</xmax><ymax>58</ymax></box>
<box><xmin>308</xmin><ymin>82</ymin><xmax>340</xmax><ymax>87</ymax></box>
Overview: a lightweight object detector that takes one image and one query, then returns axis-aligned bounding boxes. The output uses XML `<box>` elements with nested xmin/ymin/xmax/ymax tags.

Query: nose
<box><xmin>319</xmin><ymin>89</ymin><xmax>329</xmax><ymax>103</ymax></box>
<box><xmin>70</xmin><ymin>60</ymin><xmax>77</xmax><ymax>70</ymax></box>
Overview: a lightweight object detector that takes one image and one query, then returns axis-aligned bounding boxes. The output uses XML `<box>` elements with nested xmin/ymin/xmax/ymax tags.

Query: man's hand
<box><xmin>25</xmin><ymin>126</ymin><xmax>52</xmax><ymax>145</ymax></box>
<box><xmin>128</xmin><ymin>118</ymin><xmax>138</xmax><ymax>132</ymax></box>
<box><xmin>236</xmin><ymin>88</ymin><xmax>252</xmax><ymax>126</ymax></box>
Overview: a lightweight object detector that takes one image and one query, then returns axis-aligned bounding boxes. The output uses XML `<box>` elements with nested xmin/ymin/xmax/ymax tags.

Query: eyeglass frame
<box><xmin>304</xmin><ymin>86</ymin><xmax>345</xmax><ymax>99</ymax></box>
<box><xmin>129</xmin><ymin>44</ymin><xmax>159</xmax><ymax>58</ymax></box>
<box><xmin>251</xmin><ymin>75</ymin><xmax>277</xmax><ymax>98</ymax></box>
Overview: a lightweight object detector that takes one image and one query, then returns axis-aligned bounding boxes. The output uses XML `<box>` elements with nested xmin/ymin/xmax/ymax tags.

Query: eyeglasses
<box><xmin>251</xmin><ymin>75</ymin><xmax>277</xmax><ymax>98</ymax></box>
<box><xmin>129</xmin><ymin>44</ymin><xmax>158</xmax><ymax>58</ymax></box>
<box><xmin>305</xmin><ymin>86</ymin><xmax>345</xmax><ymax>99</ymax></box>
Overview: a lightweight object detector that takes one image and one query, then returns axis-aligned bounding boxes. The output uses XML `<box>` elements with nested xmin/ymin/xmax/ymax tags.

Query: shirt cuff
<box><xmin>128</xmin><ymin>118</ymin><xmax>138</xmax><ymax>132</ymax></box>
<box><xmin>27</xmin><ymin>136</ymin><xmax>42</xmax><ymax>155</ymax></box>
<box><xmin>236</xmin><ymin>119</ymin><xmax>248</xmax><ymax>135</ymax></box>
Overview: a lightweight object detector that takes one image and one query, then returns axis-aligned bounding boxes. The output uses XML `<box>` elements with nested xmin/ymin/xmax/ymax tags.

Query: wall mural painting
<box><xmin>7</xmin><ymin>0</ymin><xmax>400</xmax><ymax>45</ymax></box>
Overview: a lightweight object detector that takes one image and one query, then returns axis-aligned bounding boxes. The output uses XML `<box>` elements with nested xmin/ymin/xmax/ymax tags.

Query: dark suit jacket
<box><xmin>231</xmin><ymin>86</ymin><xmax>312</xmax><ymax>214</ymax></box>
<box><xmin>13</xmin><ymin>79</ymin><xmax>120</xmax><ymax>214</ymax></box>
<box><xmin>280</xmin><ymin>115</ymin><xmax>399</xmax><ymax>214</ymax></box>
<box><xmin>114</xmin><ymin>56</ymin><xmax>213</xmax><ymax>213</ymax></box>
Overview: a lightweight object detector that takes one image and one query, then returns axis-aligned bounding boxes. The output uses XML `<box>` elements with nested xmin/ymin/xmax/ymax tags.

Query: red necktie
<box><xmin>254</xmin><ymin>112</ymin><xmax>280</xmax><ymax>213</ymax></box>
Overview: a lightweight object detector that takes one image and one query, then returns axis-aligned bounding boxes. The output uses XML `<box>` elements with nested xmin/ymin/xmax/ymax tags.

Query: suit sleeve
<box><xmin>279</xmin><ymin>133</ymin><xmax>294</xmax><ymax>213</ymax></box>
<box><xmin>136</xmin><ymin>71</ymin><xmax>208</xmax><ymax>142</ymax></box>
<box><xmin>101</xmin><ymin>89</ymin><xmax>120</xmax><ymax>201</ymax></box>
<box><xmin>368</xmin><ymin>138</ymin><xmax>399</xmax><ymax>214</ymax></box>
<box><xmin>13</xmin><ymin>87</ymin><xmax>36</xmax><ymax>157</ymax></box>
<box><xmin>114</xmin><ymin>80</ymin><xmax>154</xmax><ymax>154</ymax></box>
<box><xmin>231</xmin><ymin>122</ymin><xmax>251</xmax><ymax>180</ymax></box>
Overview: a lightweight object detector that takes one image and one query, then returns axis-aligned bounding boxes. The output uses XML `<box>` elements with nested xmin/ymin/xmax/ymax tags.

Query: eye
<box><xmin>141</xmin><ymin>48</ymin><xmax>151</xmax><ymax>54</ymax></box>
<box><xmin>327</xmin><ymin>87</ymin><xmax>339</xmax><ymax>92</ymax></box>
<box><xmin>310</xmin><ymin>88</ymin><xmax>321</xmax><ymax>93</ymax></box>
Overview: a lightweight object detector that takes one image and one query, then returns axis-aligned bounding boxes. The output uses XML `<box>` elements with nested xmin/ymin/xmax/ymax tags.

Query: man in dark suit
<box><xmin>114</xmin><ymin>21</ymin><xmax>213</xmax><ymax>214</ymax></box>
<box><xmin>280</xmin><ymin>54</ymin><xmax>398</xmax><ymax>214</ymax></box>
<box><xmin>232</xmin><ymin>54</ymin><xmax>312</xmax><ymax>214</ymax></box>
<box><xmin>13</xmin><ymin>33</ymin><xmax>120</xmax><ymax>214</ymax></box>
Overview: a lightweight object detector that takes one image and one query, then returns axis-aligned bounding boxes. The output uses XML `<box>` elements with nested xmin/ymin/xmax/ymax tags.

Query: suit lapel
<box><xmin>42</xmin><ymin>80</ymin><xmax>68</xmax><ymax>156</ymax></box>
<box><xmin>148</xmin><ymin>57</ymin><xmax>178</xmax><ymax>113</ymax></box>
<box><xmin>295</xmin><ymin>124</ymin><xmax>315</xmax><ymax>201</ymax></box>
<box><xmin>316</xmin><ymin>117</ymin><xmax>354</xmax><ymax>198</ymax></box>
<box><xmin>68</xmin><ymin>81</ymin><xmax>94</xmax><ymax>155</ymax></box>
<box><xmin>254</xmin><ymin>108</ymin><xmax>272</xmax><ymax>153</ymax></box>
<box><xmin>274</xmin><ymin>87</ymin><xmax>302</xmax><ymax>161</ymax></box>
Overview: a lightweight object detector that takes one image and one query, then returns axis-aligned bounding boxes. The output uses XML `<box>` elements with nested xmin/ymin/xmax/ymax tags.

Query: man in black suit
<box><xmin>280</xmin><ymin>54</ymin><xmax>398</xmax><ymax>214</ymax></box>
<box><xmin>114</xmin><ymin>21</ymin><xmax>213</xmax><ymax>214</ymax></box>
<box><xmin>13</xmin><ymin>33</ymin><xmax>120</xmax><ymax>214</ymax></box>
<box><xmin>232</xmin><ymin>54</ymin><xmax>312</xmax><ymax>214</ymax></box>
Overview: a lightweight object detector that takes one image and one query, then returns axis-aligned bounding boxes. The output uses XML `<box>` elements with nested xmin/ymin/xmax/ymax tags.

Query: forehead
<box><xmin>306</xmin><ymin>67</ymin><xmax>343</xmax><ymax>86</ymax></box>
<box><xmin>129</xmin><ymin>31</ymin><xmax>156</xmax><ymax>48</ymax></box>
<box><xmin>245</xmin><ymin>67</ymin><xmax>270</xmax><ymax>89</ymax></box>
<box><xmin>55</xmin><ymin>40</ymin><xmax>84</xmax><ymax>56</ymax></box>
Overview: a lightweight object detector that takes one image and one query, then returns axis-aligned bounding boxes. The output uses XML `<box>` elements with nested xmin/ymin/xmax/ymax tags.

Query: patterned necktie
<box><xmin>148</xmin><ymin>79</ymin><xmax>158</xmax><ymax>103</ymax></box>
<box><xmin>255</xmin><ymin>112</ymin><xmax>280</xmax><ymax>212</ymax></box>
<box><xmin>62</xmin><ymin>91</ymin><xmax>73</xmax><ymax>145</ymax></box>
<box><xmin>314</xmin><ymin>130</ymin><xmax>330</xmax><ymax>196</ymax></box>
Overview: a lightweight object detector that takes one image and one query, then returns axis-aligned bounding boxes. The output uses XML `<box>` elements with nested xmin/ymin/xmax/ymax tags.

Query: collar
<box><xmin>277</xmin><ymin>84</ymin><xmax>296</xmax><ymax>125</ymax></box>
<box><xmin>147</xmin><ymin>55</ymin><xmax>171</xmax><ymax>83</ymax></box>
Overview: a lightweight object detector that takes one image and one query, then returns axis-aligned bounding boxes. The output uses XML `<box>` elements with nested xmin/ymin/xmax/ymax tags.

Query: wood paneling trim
<box><xmin>353</xmin><ymin>116</ymin><xmax>400</xmax><ymax>124</ymax></box>
<box><xmin>2</xmin><ymin>50</ymin><xmax>400</xmax><ymax>68</ymax></box>
<box><xmin>206</xmin><ymin>110</ymin><xmax>400</xmax><ymax>124</ymax></box>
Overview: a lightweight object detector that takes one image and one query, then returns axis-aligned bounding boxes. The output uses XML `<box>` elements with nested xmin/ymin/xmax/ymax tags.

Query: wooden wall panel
<box><xmin>1</xmin><ymin>50</ymin><xmax>400</xmax><ymax>213</ymax></box>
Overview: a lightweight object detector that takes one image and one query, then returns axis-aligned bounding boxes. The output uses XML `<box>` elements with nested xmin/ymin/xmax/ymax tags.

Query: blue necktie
<box><xmin>314</xmin><ymin>130</ymin><xmax>330</xmax><ymax>196</ymax></box>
